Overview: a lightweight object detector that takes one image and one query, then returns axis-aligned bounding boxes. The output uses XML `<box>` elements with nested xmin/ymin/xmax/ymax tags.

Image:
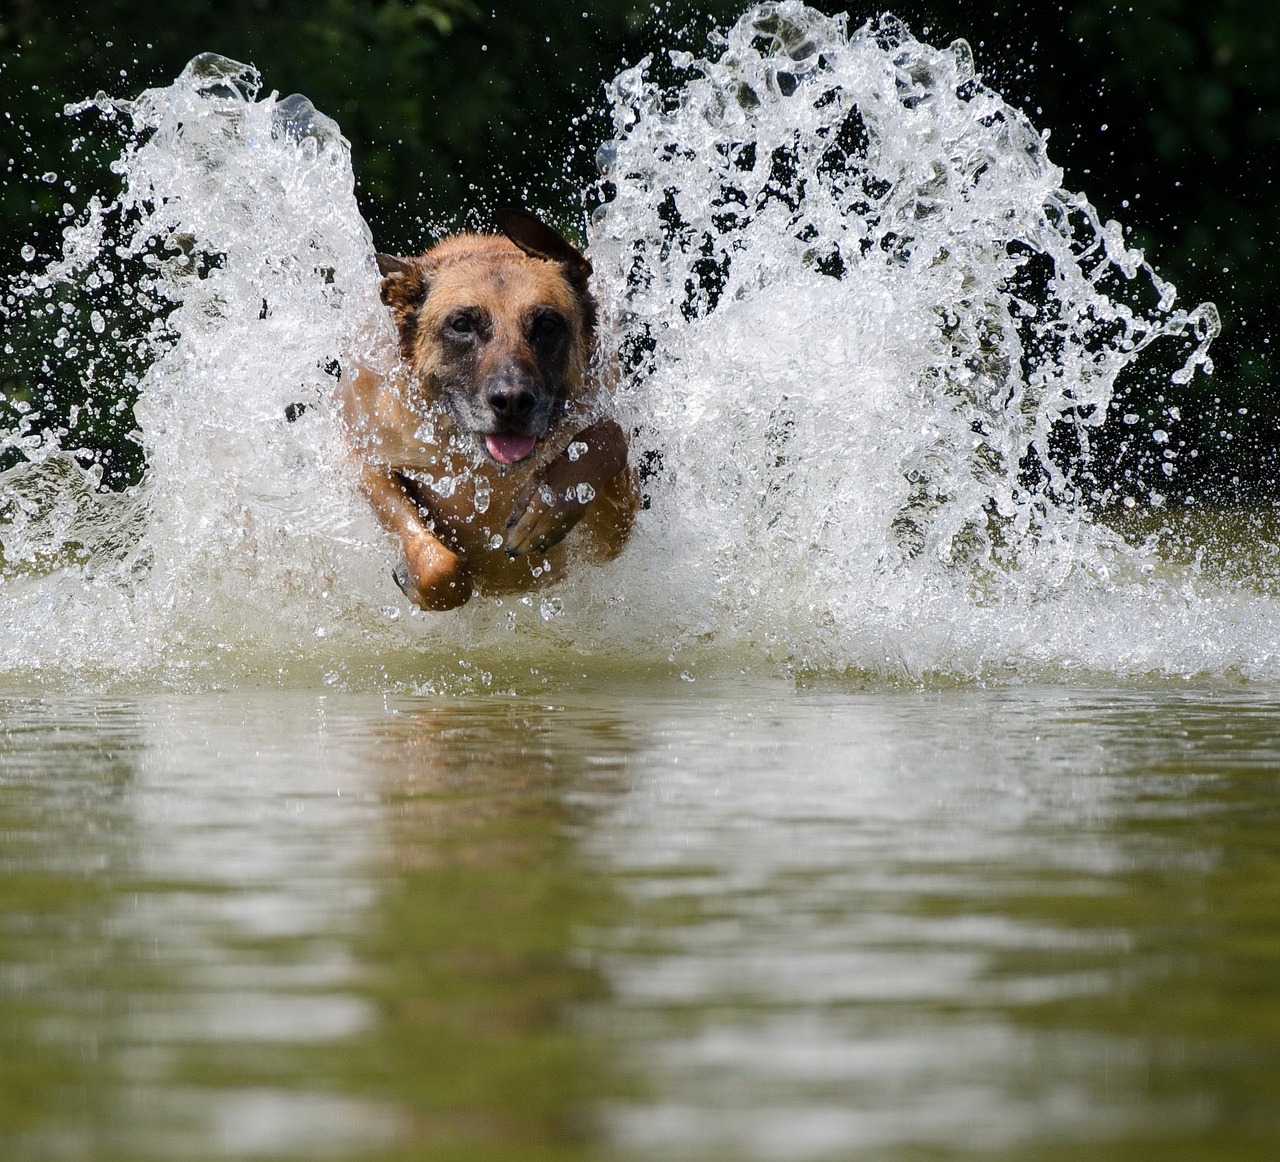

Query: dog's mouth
<box><xmin>484</xmin><ymin>433</ymin><xmax>539</xmax><ymax>465</ymax></box>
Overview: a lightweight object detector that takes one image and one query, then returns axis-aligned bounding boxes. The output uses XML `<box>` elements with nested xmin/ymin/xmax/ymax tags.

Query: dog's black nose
<box><xmin>486</xmin><ymin>381</ymin><xmax>537</xmax><ymax>419</ymax></box>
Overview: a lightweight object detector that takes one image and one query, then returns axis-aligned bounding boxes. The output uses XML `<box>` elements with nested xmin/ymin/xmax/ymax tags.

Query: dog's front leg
<box><xmin>358</xmin><ymin>464</ymin><xmax>474</xmax><ymax>610</ymax></box>
<box><xmin>504</xmin><ymin>416</ymin><xmax>631</xmax><ymax>558</ymax></box>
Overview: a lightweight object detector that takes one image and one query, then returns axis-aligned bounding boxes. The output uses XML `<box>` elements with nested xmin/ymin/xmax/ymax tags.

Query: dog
<box><xmin>339</xmin><ymin>208</ymin><xmax>638</xmax><ymax>610</ymax></box>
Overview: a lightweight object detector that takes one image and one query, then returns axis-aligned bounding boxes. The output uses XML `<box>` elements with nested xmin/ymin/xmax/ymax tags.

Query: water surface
<box><xmin>4</xmin><ymin>677</ymin><xmax>1280</xmax><ymax>1160</ymax></box>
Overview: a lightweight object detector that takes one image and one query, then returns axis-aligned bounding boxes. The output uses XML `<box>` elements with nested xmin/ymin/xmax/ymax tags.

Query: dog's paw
<box><xmin>505</xmin><ymin>477</ymin><xmax>592</xmax><ymax>558</ymax></box>
<box><xmin>504</xmin><ymin>419</ymin><xmax>627</xmax><ymax>557</ymax></box>
<box><xmin>393</xmin><ymin>540</ymin><xmax>473</xmax><ymax>610</ymax></box>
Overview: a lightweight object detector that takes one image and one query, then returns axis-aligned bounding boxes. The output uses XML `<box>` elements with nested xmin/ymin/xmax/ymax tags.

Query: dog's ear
<box><xmin>377</xmin><ymin>253</ymin><xmax>431</xmax><ymax>311</ymax></box>
<box><xmin>495</xmin><ymin>208</ymin><xmax>593</xmax><ymax>290</ymax></box>
<box><xmin>376</xmin><ymin>253</ymin><xmax>415</xmax><ymax>278</ymax></box>
<box><xmin>376</xmin><ymin>253</ymin><xmax>433</xmax><ymax>357</ymax></box>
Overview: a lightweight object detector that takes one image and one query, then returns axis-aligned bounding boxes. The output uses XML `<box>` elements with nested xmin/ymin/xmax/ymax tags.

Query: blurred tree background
<box><xmin>1</xmin><ymin>0</ymin><xmax>1276</xmax><ymax>497</ymax></box>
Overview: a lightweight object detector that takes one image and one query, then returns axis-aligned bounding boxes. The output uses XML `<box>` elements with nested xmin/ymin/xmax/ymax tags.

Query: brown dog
<box><xmin>339</xmin><ymin>209</ymin><xmax>637</xmax><ymax>610</ymax></box>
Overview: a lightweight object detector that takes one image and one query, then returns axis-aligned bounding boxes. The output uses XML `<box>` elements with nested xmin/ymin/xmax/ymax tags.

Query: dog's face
<box><xmin>377</xmin><ymin>210</ymin><xmax>596</xmax><ymax>466</ymax></box>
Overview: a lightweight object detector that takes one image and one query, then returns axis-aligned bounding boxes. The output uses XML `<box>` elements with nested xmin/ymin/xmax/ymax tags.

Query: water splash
<box><xmin>1</xmin><ymin>7</ymin><xmax>1276</xmax><ymax>687</ymax></box>
<box><xmin>0</xmin><ymin>53</ymin><xmax>402</xmax><ymax>683</ymax></box>
<box><xmin>585</xmin><ymin>3</ymin><xmax>1248</xmax><ymax>677</ymax></box>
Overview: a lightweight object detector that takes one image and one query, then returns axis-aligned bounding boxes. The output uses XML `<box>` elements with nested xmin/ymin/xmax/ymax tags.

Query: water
<box><xmin>3</xmin><ymin>3</ymin><xmax>1280</xmax><ymax>1158</ymax></box>
<box><xmin>4</xmin><ymin>681</ymin><xmax>1280</xmax><ymax>1160</ymax></box>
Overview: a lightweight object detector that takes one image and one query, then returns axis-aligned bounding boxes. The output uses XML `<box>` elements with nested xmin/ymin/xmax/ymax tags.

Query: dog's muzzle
<box><xmin>475</xmin><ymin>371</ymin><xmax>552</xmax><ymax>465</ymax></box>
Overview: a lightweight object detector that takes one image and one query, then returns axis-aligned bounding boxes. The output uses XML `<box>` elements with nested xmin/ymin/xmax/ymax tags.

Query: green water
<box><xmin>3</xmin><ymin>677</ymin><xmax>1280</xmax><ymax>1160</ymax></box>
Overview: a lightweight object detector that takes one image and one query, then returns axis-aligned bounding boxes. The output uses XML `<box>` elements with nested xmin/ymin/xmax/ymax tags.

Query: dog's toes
<box><xmin>391</xmin><ymin>561</ymin><xmax>414</xmax><ymax>597</ymax></box>
<box><xmin>504</xmin><ymin>530</ymin><xmax>546</xmax><ymax>558</ymax></box>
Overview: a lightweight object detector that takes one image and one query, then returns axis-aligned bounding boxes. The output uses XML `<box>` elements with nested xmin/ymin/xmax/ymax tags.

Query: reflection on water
<box><xmin>3</xmin><ymin>680</ymin><xmax>1280</xmax><ymax>1159</ymax></box>
<box><xmin>592</xmin><ymin>685</ymin><xmax>1280</xmax><ymax>1159</ymax></box>
<box><xmin>0</xmin><ymin>691</ymin><xmax>627</xmax><ymax>1160</ymax></box>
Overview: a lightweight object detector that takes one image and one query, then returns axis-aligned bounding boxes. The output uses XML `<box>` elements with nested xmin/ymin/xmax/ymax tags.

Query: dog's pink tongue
<box><xmin>485</xmin><ymin>434</ymin><xmax>538</xmax><ymax>464</ymax></box>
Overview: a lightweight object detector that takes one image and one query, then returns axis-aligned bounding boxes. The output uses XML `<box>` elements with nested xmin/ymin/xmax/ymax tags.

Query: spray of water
<box><xmin>2</xmin><ymin>5</ymin><xmax>1275</xmax><ymax>686</ymax></box>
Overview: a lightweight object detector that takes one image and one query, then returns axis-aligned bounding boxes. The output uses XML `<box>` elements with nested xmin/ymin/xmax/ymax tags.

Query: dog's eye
<box><xmin>532</xmin><ymin>313</ymin><xmax>565</xmax><ymax>339</ymax></box>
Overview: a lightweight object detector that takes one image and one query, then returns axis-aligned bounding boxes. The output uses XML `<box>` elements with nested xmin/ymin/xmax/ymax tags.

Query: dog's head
<box><xmin>377</xmin><ymin>209</ymin><xmax>596</xmax><ymax>467</ymax></box>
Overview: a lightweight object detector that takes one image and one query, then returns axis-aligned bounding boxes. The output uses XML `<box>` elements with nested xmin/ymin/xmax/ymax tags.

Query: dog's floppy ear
<box><xmin>376</xmin><ymin>253</ymin><xmax>433</xmax><ymax>357</ymax></box>
<box><xmin>495</xmin><ymin>208</ymin><xmax>593</xmax><ymax>290</ymax></box>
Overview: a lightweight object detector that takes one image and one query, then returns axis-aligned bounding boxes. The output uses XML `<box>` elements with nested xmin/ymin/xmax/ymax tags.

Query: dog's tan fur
<box><xmin>339</xmin><ymin>210</ymin><xmax>637</xmax><ymax>610</ymax></box>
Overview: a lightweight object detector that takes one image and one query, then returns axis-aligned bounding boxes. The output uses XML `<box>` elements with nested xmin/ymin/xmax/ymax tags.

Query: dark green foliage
<box><xmin>1</xmin><ymin>0</ymin><xmax>1275</xmax><ymax>496</ymax></box>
